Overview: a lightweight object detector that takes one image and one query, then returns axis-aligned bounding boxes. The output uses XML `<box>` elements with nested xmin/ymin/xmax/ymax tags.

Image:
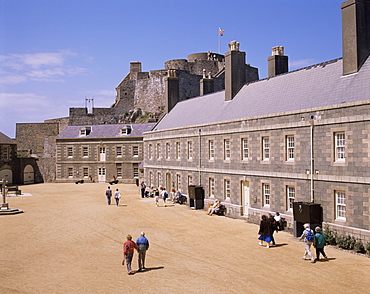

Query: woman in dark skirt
<box><xmin>258</xmin><ymin>215</ymin><xmax>272</xmax><ymax>248</ymax></box>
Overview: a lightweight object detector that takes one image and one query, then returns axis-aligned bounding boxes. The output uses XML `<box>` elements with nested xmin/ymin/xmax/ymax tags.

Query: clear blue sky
<box><xmin>0</xmin><ymin>0</ymin><xmax>343</xmax><ymax>138</ymax></box>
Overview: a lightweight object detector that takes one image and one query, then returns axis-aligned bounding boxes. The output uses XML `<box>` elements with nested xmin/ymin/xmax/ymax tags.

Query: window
<box><xmin>187</xmin><ymin>175</ymin><xmax>192</xmax><ymax>187</ymax></box>
<box><xmin>79</xmin><ymin>127</ymin><xmax>91</xmax><ymax>136</ymax></box>
<box><xmin>83</xmin><ymin>168</ymin><xmax>89</xmax><ymax>178</ymax></box>
<box><xmin>286</xmin><ymin>186</ymin><xmax>295</xmax><ymax>211</ymax></box>
<box><xmin>286</xmin><ymin>136</ymin><xmax>294</xmax><ymax>161</ymax></box>
<box><xmin>67</xmin><ymin>147</ymin><xmax>73</xmax><ymax>158</ymax></box>
<box><xmin>177</xmin><ymin>174</ymin><xmax>181</xmax><ymax>191</ymax></box>
<box><xmin>83</xmin><ymin>147</ymin><xmax>89</xmax><ymax>157</ymax></box>
<box><xmin>133</xmin><ymin>146</ymin><xmax>139</xmax><ymax>157</ymax></box>
<box><xmin>133</xmin><ymin>167</ymin><xmax>139</xmax><ymax>178</ymax></box>
<box><xmin>116</xmin><ymin>168</ymin><xmax>122</xmax><ymax>178</ymax></box>
<box><xmin>149</xmin><ymin>172</ymin><xmax>153</xmax><ymax>187</ymax></box>
<box><xmin>224</xmin><ymin>180</ymin><xmax>231</xmax><ymax>199</ymax></box>
<box><xmin>166</xmin><ymin>143</ymin><xmax>170</xmax><ymax>159</ymax></box>
<box><xmin>335</xmin><ymin>132</ymin><xmax>345</xmax><ymax>162</ymax></box>
<box><xmin>209</xmin><ymin>178</ymin><xmax>215</xmax><ymax>197</ymax></box>
<box><xmin>3</xmin><ymin>146</ymin><xmax>9</xmax><ymax>161</ymax></box>
<box><xmin>68</xmin><ymin>167</ymin><xmax>73</xmax><ymax>178</ymax></box>
<box><xmin>157</xmin><ymin>172</ymin><xmax>162</xmax><ymax>188</ymax></box>
<box><xmin>121</xmin><ymin>125</ymin><xmax>131</xmax><ymax>135</ymax></box>
<box><xmin>209</xmin><ymin>140</ymin><xmax>214</xmax><ymax>160</ymax></box>
<box><xmin>263</xmin><ymin>184</ymin><xmax>270</xmax><ymax>206</ymax></box>
<box><xmin>116</xmin><ymin>146</ymin><xmax>122</xmax><ymax>157</ymax></box>
<box><xmin>176</xmin><ymin>142</ymin><xmax>180</xmax><ymax>159</ymax></box>
<box><xmin>157</xmin><ymin>143</ymin><xmax>161</xmax><ymax>159</ymax></box>
<box><xmin>262</xmin><ymin>137</ymin><xmax>270</xmax><ymax>160</ymax></box>
<box><xmin>188</xmin><ymin>141</ymin><xmax>193</xmax><ymax>159</ymax></box>
<box><xmin>224</xmin><ymin>139</ymin><xmax>230</xmax><ymax>160</ymax></box>
<box><xmin>335</xmin><ymin>191</ymin><xmax>346</xmax><ymax>220</ymax></box>
<box><xmin>242</xmin><ymin>138</ymin><xmax>248</xmax><ymax>160</ymax></box>
<box><xmin>149</xmin><ymin>144</ymin><xmax>153</xmax><ymax>159</ymax></box>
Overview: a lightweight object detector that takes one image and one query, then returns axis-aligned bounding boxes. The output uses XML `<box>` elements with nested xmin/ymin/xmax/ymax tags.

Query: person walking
<box><xmin>140</xmin><ymin>182</ymin><xmax>146</xmax><ymax>198</ymax></box>
<box><xmin>299</xmin><ymin>223</ymin><xmax>315</xmax><ymax>263</ymax></box>
<box><xmin>114</xmin><ymin>188</ymin><xmax>121</xmax><ymax>206</ymax></box>
<box><xmin>136</xmin><ymin>232</ymin><xmax>149</xmax><ymax>271</ymax></box>
<box><xmin>258</xmin><ymin>215</ymin><xmax>272</xmax><ymax>248</ymax></box>
<box><xmin>122</xmin><ymin>234</ymin><xmax>138</xmax><ymax>275</ymax></box>
<box><xmin>314</xmin><ymin>226</ymin><xmax>328</xmax><ymax>261</ymax></box>
<box><xmin>268</xmin><ymin>214</ymin><xmax>278</xmax><ymax>246</ymax></box>
<box><xmin>161</xmin><ymin>188</ymin><xmax>168</xmax><ymax>207</ymax></box>
<box><xmin>105</xmin><ymin>186</ymin><xmax>112</xmax><ymax>205</ymax></box>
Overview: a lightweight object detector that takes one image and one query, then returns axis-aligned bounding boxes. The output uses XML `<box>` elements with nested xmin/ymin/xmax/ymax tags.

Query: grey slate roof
<box><xmin>154</xmin><ymin>57</ymin><xmax>370</xmax><ymax>131</ymax></box>
<box><xmin>0</xmin><ymin>132</ymin><xmax>15</xmax><ymax>144</ymax></box>
<box><xmin>57</xmin><ymin>123</ymin><xmax>156</xmax><ymax>139</ymax></box>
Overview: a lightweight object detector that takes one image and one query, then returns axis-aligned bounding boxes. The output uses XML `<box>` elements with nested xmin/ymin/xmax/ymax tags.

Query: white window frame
<box><xmin>79</xmin><ymin>127</ymin><xmax>91</xmax><ymax>137</ymax></box>
<box><xmin>209</xmin><ymin>178</ymin><xmax>215</xmax><ymax>197</ymax></box>
<box><xmin>121</xmin><ymin>125</ymin><xmax>131</xmax><ymax>136</ymax></box>
<box><xmin>335</xmin><ymin>132</ymin><xmax>345</xmax><ymax>162</ymax></box>
<box><xmin>176</xmin><ymin>142</ymin><xmax>180</xmax><ymax>159</ymax></box>
<box><xmin>166</xmin><ymin>143</ymin><xmax>170</xmax><ymax>159</ymax></box>
<box><xmin>116</xmin><ymin>167</ymin><xmax>122</xmax><ymax>178</ymax></box>
<box><xmin>263</xmin><ymin>183</ymin><xmax>270</xmax><ymax>206</ymax></box>
<box><xmin>177</xmin><ymin>174</ymin><xmax>181</xmax><ymax>191</ymax></box>
<box><xmin>209</xmin><ymin>140</ymin><xmax>214</xmax><ymax>160</ymax></box>
<box><xmin>68</xmin><ymin>167</ymin><xmax>73</xmax><ymax>178</ymax></box>
<box><xmin>82</xmin><ymin>147</ymin><xmax>89</xmax><ymax>158</ymax></box>
<box><xmin>67</xmin><ymin>147</ymin><xmax>73</xmax><ymax>158</ymax></box>
<box><xmin>149</xmin><ymin>144</ymin><xmax>153</xmax><ymax>159</ymax></box>
<box><xmin>133</xmin><ymin>146</ymin><xmax>139</xmax><ymax>157</ymax></box>
<box><xmin>133</xmin><ymin>167</ymin><xmax>139</xmax><ymax>178</ymax></box>
<box><xmin>188</xmin><ymin>141</ymin><xmax>193</xmax><ymax>160</ymax></box>
<box><xmin>262</xmin><ymin>137</ymin><xmax>270</xmax><ymax>161</ymax></box>
<box><xmin>242</xmin><ymin>138</ymin><xmax>249</xmax><ymax>160</ymax></box>
<box><xmin>157</xmin><ymin>172</ymin><xmax>162</xmax><ymax>188</ymax></box>
<box><xmin>116</xmin><ymin>146</ymin><xmax>122</xmax><ymax>157</ymax></box>
<box><xmin>335</xmin><ymin>191</ymin><xmax>346</xmax><ymax>220</ymax></box>
<box><xmin>157</xmin><ymin>143</ymin><xmax>161</xmax><ymax>159</ymax></box>
<box><xmin>224</xmin><ymin>179</ymin><xmax>231</xmax><ymax>199</ymax></box>
<box><xmin>149</xmin><ymin>172</ymin><xmax>153</xmax><ymax>187</ymax></box>
<box><xmin>286</xmin><ymin>186</ymin><xmax>295</xmax><ymax>211</ymax></box>
<box><xmin>83</xmin><ymin>167</ymin><xmax>89</xmax><ymax>178</ymax></box>
<box><xmin>286</xmin><ymin>135</ymin><xmax>294</xmax><ymax>161</ymax></box>
<box><xmin>224</xmin><ymin>139</ymin><xmax>230</xmax><ymax>160</ymax></box>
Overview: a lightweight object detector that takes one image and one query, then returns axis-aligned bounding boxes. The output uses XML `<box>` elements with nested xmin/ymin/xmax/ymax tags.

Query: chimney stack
<box><xmin>225</xmin><ymin>41</ymin><xmax>246</xmax><ymax>101</ymax></box>
<box><xmin>268</xmin><ymin>46</ymin><xmax>288</xmax><ymax>77</ymax></box>
<box><xmin>341</xmin><ymin>0</ymin><xmax>370</xmax><ymax>76</ymax></box>
<box><xmin>165</xmin><ymin>70</ymin><xmax>179</xmax><ymax>113</ymax></box>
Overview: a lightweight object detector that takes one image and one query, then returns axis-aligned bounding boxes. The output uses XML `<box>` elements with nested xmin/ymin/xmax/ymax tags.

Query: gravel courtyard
<box><xmin>0</xmin><ymin>183</ymin><xmax>369</xmax><ymax>294</ymax></box>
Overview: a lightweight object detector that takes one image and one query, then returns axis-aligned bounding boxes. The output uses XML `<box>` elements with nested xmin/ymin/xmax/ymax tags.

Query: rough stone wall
<box><xmin>143</xmin><ymin>102</ymin><xmax>370</xmax><ymax>241</ymax></box>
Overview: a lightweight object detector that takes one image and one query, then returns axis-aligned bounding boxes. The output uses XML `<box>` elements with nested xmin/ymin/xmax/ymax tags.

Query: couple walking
<box><xmin>122</xmin><ymin>232</ymin><xmax>150</xmax><ymax>275</ymax></box>
<box><xmin>105</xmin><ymin>186</ymin><xmax>121</xmax><ymax>206</ymax></box>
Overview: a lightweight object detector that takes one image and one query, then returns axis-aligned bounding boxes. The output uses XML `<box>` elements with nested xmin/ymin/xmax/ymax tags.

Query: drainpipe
<box><xmin>309</xmin><ymin>117</ymin><xmax>314</xmax><ymax>203</ymax></box>
<box><xmin>198</xmin><ymin>129</ymin><xmax>202</xmax><ymax>186</ymax></box>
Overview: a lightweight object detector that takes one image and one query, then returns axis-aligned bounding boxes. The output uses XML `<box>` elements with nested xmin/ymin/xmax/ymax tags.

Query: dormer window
<box><xmin>121</xmin><ymin>125</ymin><xmax>132</xmax><ymax>136</ymax></box>
<box><xmin>80</xmin><ymin>127</ymin><xmax>91</xmax><ymax>137</ymax></box>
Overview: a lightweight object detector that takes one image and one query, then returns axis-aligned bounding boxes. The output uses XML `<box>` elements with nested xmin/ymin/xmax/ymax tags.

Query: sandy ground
<box><xmin>0</xmin><ymin>183</ymin><xmax>369</xmax><ymax>294</ymax></box>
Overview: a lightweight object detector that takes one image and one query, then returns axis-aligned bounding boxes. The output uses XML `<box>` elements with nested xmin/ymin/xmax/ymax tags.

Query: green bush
<box><xmin>323</xmin><ymin>226</ymin><xmax>337</xmax><ymax>245</ymax></box>
<box><xmin>353</xmin><ymin>240</ymin><xmax>365</xmax><ymax>253</ymax></box>
<box><xmin>366</xmin><ymin>242</ymin><xmax>370</xmax><ymax>255</ymax></box>
<box><xmin>337</xmin><ymin>235</ymin><xmax>356</xmax><ymax>250</ymax></box>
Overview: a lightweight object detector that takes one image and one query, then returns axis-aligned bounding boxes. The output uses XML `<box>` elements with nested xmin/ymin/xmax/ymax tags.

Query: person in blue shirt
<box><xmin>136</xmin><ymin>232</ymin><xmax>150</xmax><ymax>271</ymax></box>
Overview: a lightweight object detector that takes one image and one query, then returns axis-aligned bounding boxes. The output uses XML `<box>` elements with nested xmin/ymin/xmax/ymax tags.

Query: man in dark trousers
<box><xmin>136</xmin><ymin>232</ymin><xmax>149</xmax><ymax>271</ymax></box>
<box><xmin>105</xmin><ymin>186</ymin><xmax>112</xmax><ymax>205</ymax></box>
<box><xmin>140</xmin><ymin>182</ymin><xmax>146</xmax><ymax>198</ymax></box>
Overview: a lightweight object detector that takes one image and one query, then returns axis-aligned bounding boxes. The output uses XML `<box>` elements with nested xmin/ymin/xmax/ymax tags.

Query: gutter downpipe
<box><xmin>310</xmin><ymin>118</ymin><xmax>314</xmax><ymax>203</ymax></box>
<box><xmin>198</xmin><ymin>129</ymin><xmax>202</xmax><ymax>186</ymax></box>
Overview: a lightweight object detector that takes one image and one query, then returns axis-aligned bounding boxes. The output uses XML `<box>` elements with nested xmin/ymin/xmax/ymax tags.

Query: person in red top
<box><xmin>122</xmin><ymin>234</ymin><xmax>138</xmax><ymax>275</ymax></box>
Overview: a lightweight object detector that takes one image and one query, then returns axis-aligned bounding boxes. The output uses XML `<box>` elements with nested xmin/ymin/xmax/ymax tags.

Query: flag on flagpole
<box><xmin>218</xmin><ymin>27</ymin><xmax>224</xmax><ymax>36</ymax></box>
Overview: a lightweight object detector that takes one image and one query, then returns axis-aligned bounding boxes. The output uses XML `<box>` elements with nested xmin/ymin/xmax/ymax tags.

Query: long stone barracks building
<box><xmin>56</xmin><ymin>123</ymin><xmax>155</xmax><ymax>184</ymax></box>
<box><xmin>144</xmin><ymin>0</ymin><xmax>370</xmax><ymax>241</ymax></box>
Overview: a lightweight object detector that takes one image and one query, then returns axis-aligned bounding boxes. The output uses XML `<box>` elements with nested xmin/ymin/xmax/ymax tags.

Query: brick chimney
<box><xmin>165</xmin><ymin>70</ymin><xmax>179</xmax><ymax>113</ymax></box>
<box><xmin>268</xmin><ymin>46</ymin><xmax>288</xmax><ymax>77</ymax></box>
<box><xmin>225</xmin><ymin>41</ymin><xmax>246</xmax><ymax>101</ymax></box>
<box><xmin>200</xmin><ymin>69</ymin><xmax>215</xmax><ymax>96</ymax></box>
<box><xmin>341</xmin><ymin>0</ymin><xmax>370</xmax><ymax>76</ymax></box>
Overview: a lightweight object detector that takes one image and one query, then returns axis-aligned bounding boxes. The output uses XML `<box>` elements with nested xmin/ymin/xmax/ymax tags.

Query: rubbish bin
<box><xmin>188</xmin><ymin>185</ymin><xmax>204</xmax><ymax>209</ymax></box>
<box><xmin>293</xmin><ymin>202</ymin><xmax>322</xmax><ymax>237</ymax></box>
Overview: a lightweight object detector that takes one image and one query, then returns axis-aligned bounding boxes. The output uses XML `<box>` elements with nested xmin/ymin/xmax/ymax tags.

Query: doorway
<box><xmin>241</xmin><ymin>181</ymin><xmax>250</xmax><ymax>216</ymax></box>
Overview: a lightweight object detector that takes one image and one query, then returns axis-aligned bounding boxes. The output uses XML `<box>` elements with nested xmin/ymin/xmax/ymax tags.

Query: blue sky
<box><xmin>0</xmin><ymin>0</ymin><xmax>343</xmax><ymax>138</ymax></box>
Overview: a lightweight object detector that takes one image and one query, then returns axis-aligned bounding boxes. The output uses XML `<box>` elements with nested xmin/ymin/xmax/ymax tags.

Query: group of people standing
<box><xmin>122</xmin><ymin>232</ymin><xmax>150</xmax><ymax>275</ymax></box>
<box><xmin>258</xmin><ymin>213</ymin><xmax>328</xmax><ymax>263</ymax></box>
<box><xmin>105</xmin><ymin>186</ymin><xmax>121</xmax><ymax>206</ymax></box>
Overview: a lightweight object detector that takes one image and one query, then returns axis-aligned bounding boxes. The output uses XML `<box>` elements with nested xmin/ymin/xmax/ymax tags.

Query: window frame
<box><xmin>286</xmin><ymin>186</ymin><xmax>295</xmax><ymax>211</ymax></box>
<box><xmin>224</xmin><ymin>139</ymin><xmax>230</xmax><ymax>160</ymax></box>
<box><xmin>286</xmin><ymin>135</ymin><xmax>294</xmax><ymax>161</ymax></box>
<box><xmin>262</xmin><ymin>137</ymin><xmax>270</xmax><ymax>161</ymax></box>
<box><xmin>224</xmin><ymin>179</ymin><xmax>231</xmax><ymax>199</ymax></box>
<box><xmin>334</xmin><ymin>132</ymin><xmax>345</xmax><ymax>162</ymax></box>
<box><xmin>335</xmin><ymin>190</ymin><xmax>346</xmax><ymax>220</ymax></box>
<box><xmin>187</xmin><ymin>141</ymin><xmax>193</xmax><ymax>160</ymax></box>
<box><xmin>209</xmin><ymin>140</ymin><xmax>215</xmax><ymax>160</ymax></box>
<box><xmin>242</xmin><ymin>138</ymin><xmax>249</xmax><ymax>160</ymax></box>
<box><xmin>263</xmin><ymin>183</ymin><xmax>270</xmax><ymax>207</ymax></box>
